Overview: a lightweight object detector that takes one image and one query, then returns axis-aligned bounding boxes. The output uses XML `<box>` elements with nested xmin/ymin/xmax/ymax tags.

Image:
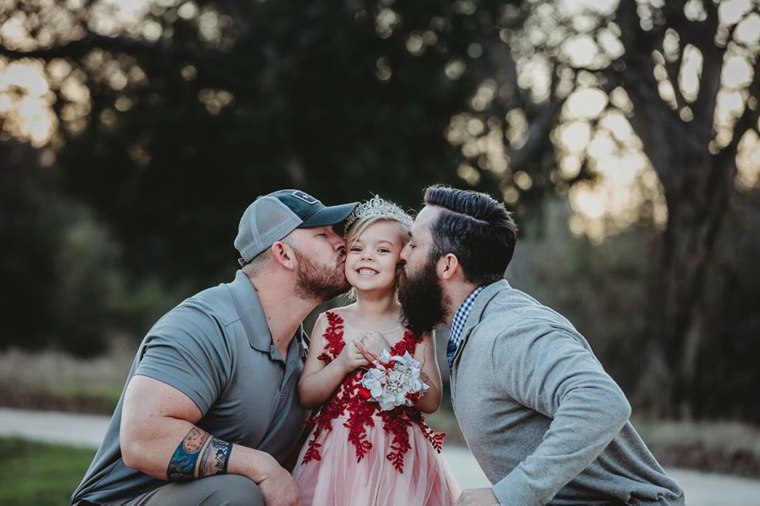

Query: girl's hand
<box><xmin>337</xmin><ymin>337</ymin><xmax>370</xmax><ymax>374</ymax></box>
<box><xmin>357</xmin><ymin>331</ymin><xmax>391</xmax><ymax>361</ymax></box>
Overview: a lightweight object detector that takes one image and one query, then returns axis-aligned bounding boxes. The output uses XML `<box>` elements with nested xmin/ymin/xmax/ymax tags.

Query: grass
<box><xmin>0</xmin><ymin>438</ymin><xmax>94</xmax><ymax>506</ymax></box>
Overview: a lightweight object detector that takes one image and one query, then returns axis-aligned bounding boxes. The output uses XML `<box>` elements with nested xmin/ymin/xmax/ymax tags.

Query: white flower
<box><xmin>360</xmin><ymin>350</ymin><xmax>429</xmax><ymax>411</ymax></box>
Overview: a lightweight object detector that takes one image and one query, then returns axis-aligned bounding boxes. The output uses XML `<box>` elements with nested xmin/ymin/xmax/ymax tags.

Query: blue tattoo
<box><xmin>167</xmin><ymin>427</ymin><xmax>209</xmax><ymax>481</ymax></box>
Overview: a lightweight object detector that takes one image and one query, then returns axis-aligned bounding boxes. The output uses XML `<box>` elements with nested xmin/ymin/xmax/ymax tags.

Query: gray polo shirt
<box><xmin>71</xmin><ymin>270</ymin><xmax>308</xmax><ymax>505</ymax></box>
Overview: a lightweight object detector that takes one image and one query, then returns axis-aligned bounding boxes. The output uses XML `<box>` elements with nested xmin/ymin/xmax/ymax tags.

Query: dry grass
<box><xmin>634</xmin><ymin>418</ymin><xmax>760</xmax><ymax>477</ymax></box>
<box><xmin>0</xmin><ymin>338</ymin><xmax>136</xmax><ymax>413</ymax></box>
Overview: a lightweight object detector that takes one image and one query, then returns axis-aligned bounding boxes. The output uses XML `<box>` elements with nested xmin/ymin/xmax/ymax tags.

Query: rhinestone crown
<box><xmin>344</xmin><ymin>195</ymin><xmax>413</xmax><ymax>232</ymax></box>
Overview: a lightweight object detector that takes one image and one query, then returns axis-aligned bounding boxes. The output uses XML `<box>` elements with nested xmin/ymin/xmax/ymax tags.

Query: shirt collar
<box><xmin>227</xmin><ymin>270</ymin><xmax>306</xmax><ymax>361</ymax></box>
<box><xmin>449</xmin><ymin>285</ymin><xmax>486</xmax><ymax>344</ymax></box>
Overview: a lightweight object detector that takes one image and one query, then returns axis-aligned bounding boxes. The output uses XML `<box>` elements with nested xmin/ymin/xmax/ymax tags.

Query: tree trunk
<box><xmin>656</xmin><ymin>173</ymin><xmax>729</xmax><ymax>418</ymax></box>
<box><xmin>613</xmin><ymin>0</ymin><xmax>740</xmax><ymax>418</ymax></box>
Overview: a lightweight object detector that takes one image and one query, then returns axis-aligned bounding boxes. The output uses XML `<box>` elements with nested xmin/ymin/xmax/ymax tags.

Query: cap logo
<box><xmin>291</xmin><ymin>191</ymin><xmax>317</xmax><ymax>205</ymax></box>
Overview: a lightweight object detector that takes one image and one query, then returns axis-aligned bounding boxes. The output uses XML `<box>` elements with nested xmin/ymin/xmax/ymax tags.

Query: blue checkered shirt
<box><xmin>446</xmin><ymin>286</ymin><xmax>485</xmax><ymax>369</ymax></box>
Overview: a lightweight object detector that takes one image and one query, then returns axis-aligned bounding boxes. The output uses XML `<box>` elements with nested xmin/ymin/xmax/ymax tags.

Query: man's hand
<box><xmin>455</xmin><ymin>487</ymin><xmax>500</xmax><ymax>506</ymax></box>
<box><xmin>250</xmin><ymin>453</ymin><xmax>301</xmax><ymax>506</ymax></box>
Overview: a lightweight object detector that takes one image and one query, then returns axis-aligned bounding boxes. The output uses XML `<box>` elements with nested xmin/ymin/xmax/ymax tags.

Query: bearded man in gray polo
<box><xmin>398</xmin><ymin>185</ymin><xmax>684</xmax><ymax>506</ymax></box>
<box><xmin>71</xmin><ymin>190</ymin><xmax>357</xmax><ymax>506</ymax></box>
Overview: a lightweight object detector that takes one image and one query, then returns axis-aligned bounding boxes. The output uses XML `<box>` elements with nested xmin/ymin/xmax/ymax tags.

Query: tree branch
<box><xmin>721</xmin><ymin>67</ymin><xmax>760</xmax><ymax>161</ymax></box>
<box><xmin>0</xmin><ymin>31</ymin><xmax>205</xmax><ymax>61</ymax></box>
<box><xmin>613</xmin><ymin>0</ymin><xmax>684</xmax><ymax>184</ymax></box>
<box><xmin>663</xmin><ymin>49</ymin><xmax>688</xmax><ymax>110</ymax></box>
<box><xmin>690</xmin><ymin>26</ymin><xmax>722</xmax><ymax>147</ymax></box>
<box><xmin>508</xmin><ymin>64</ymin><xmax>566</xmax><ymax>171</ymax></box>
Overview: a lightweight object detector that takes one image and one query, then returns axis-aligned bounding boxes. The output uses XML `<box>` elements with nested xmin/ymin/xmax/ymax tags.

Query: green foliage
<box><xmin>49</xmin><ymin>205</ymin><xmax>120</xmax><ymax>355</ymax></box>
<box><xmin>0</xmin><ymin>438</ymin><xmax>94</xmax><ymax>506</ymax></box>
<box><xmin>0</xmin><ymin>139</ymin><xmax>178</xmax><ymax>354</ymax></box>
<box><xmin>0</xmin><ymin>141</ymin><xmax>59</xmax><ymax>350</ymax></box>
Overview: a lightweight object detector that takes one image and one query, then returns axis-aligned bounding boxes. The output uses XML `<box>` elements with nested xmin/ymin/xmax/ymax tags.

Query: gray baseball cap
<box><xmin>235</xmin><ymin>189</ymin><xmax>358</xmax><ymax>264</ymax></box>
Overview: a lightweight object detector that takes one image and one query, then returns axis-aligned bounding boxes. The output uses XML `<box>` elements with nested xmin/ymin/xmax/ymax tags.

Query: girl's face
<box><xmin>345</xmin><ymin>220</ymin><xmax>407</xmax><ymax>294</ymax></box>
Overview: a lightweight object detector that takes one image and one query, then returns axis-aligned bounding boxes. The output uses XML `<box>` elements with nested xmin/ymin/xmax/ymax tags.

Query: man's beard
<box><xmin>293</xmin><ymin>248</ymin><xmax>350</xmax><ymax>302</ymax></box>
<box><xmin>398</xmin><ymin>254</ymin><xmax>448</xmax><ymax>335</ymax></box>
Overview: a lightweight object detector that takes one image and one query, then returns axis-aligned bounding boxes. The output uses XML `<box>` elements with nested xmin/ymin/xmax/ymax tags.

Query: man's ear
<box><xmin>436</xmin><ymin>253</ymin><xmax>460</xmax><ymax>281</ymax></box>
<box><xmin>270</xmin><ymin>241</ymin><xmax>297</xmax><ymax>270</ymax></box>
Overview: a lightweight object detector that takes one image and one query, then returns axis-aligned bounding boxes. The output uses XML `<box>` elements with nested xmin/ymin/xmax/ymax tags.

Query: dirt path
<box><xmin>2</xmin><ymin>407</ymin><xmax>759</xmax><ymax>505</ymax></box>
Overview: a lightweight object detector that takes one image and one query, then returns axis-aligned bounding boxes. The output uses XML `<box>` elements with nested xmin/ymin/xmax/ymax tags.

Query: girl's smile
<box><xmin>345</xmin><ymin>220</ymin><xmax>407</xmax><ymax>292</ymax></box>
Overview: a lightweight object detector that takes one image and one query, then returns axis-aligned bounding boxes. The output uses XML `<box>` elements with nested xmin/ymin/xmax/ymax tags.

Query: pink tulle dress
<box><xmin>292</xmin><ymin>311</ymin><xmax>460</xmax><ymax>506</ymax></box>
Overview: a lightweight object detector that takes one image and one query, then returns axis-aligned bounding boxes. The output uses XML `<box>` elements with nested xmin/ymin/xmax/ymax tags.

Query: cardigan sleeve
<box><xmin>489</xmin><ymin>318</ymin><xmax>631</xmax><ymax>506</ymax></box>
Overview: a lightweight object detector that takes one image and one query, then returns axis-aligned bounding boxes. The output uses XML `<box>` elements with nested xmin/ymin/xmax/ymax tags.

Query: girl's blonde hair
<box><xmin>345</xmin><ymin>215</ymin><xmax>410</xmax><ymax>249</ymax></box>
<box><xmin>343</xmin><ymin>195</ymin><xmax>414</xmax><ymax>247</ymax></box>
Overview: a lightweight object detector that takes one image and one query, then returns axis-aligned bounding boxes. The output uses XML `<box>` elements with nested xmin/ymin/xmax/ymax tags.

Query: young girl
<box><xmin>292</xmin><ymin>196</ymin><xmax>459</xmax><ymax>505</ymax></box>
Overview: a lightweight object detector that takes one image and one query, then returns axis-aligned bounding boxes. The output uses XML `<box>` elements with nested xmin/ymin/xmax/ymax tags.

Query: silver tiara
<box><xmin>344</xmin><ymin>195</ymin><xmax>414</xmax><ymax>231</ymax></box>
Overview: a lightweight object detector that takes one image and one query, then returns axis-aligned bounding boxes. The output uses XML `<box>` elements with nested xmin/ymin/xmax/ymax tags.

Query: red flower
<box><xmin>358</xmin><ymin>387</ymin><xmax>372</xmax><ymax>400</ymax></box>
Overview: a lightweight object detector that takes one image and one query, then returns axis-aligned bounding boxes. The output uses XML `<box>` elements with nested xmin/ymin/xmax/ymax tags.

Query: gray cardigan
<box><xmin>450</xmin><ymin>280</ymin><xmax>684</xmax><ymax>506</ymax></box>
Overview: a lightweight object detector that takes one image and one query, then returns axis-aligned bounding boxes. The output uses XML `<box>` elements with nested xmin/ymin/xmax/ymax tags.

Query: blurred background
<box><xmin>1</xmin><ymin>0</ymin><xmax>759</xmax><ymax>503</ymax></box>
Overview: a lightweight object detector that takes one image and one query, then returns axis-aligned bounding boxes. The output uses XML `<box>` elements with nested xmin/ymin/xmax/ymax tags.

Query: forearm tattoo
<box><xmin>199</xmin><ymin>437</ymin><xmax>233</xmax><ymax>476</ymax></box>
<box><xmin>167</xmin><ymin>427</ymin><xmax>234</xmax><ymax>481</ymax></box>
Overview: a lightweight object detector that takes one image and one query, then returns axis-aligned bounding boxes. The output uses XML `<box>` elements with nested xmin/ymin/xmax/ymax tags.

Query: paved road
<box><xmin>2</xmin><ymin>407</ymin><xmax>759</xmax><ymax>505</ymax></box>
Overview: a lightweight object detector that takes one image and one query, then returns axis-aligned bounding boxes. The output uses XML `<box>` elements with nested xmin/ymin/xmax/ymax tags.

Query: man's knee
<box><xmin>204</xmin><ymin>475</ymin><xmax>263</xmax><ymax>506</ymax></box>
<box><xmin>136</xmin><ymin>474</ymin><xmax>264</xmax><ymax>506</ymax></box>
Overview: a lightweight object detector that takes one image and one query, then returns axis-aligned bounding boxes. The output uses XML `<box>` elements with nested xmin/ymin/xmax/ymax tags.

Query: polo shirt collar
<box><xmin>228</xmin><ymin>270</ymin><xmax>272</xmax><ymax>352</ymax></box>
<box><xmin>227</xmin><ymin>270</ymin><xmax>307</xmax><ymax>361</ymax></box>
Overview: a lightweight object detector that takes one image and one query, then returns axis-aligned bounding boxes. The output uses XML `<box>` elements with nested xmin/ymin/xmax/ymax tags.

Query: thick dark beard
<box><xmin>292</xmin><ymin>248</ymin><xmax>350</xmax><ymax>302</ymax></box>
<box><xmin>398</xmin><ymin>254</ymin><xmax>448</xmax><ymax>335</ymax></box>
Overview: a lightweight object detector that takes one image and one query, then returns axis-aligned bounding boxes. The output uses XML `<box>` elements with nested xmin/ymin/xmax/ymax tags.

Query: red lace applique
<box><xmin>301</xmin><ymin>312</ymin><xmax>445</xmax><ymax>473</ymax></box>
<box><xmin>316</xmin><ymin>311</ymin><xmax>345</xmax><ymax>364</ymax></box>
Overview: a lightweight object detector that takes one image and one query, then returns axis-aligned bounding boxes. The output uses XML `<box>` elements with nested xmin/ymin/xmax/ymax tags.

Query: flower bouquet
<box><xmin>359</xmin><ymin>350</ymin><xmax>429</xmax><ymax>411</ymax></box>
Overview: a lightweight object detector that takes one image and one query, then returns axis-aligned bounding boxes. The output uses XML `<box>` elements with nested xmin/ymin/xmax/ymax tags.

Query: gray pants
<box><xmin>104</xmin><ymin>475</ymin><xmax>264</xmax><ymax>506</ymax></box>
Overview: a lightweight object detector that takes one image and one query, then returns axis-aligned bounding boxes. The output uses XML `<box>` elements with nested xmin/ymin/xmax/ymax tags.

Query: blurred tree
<box><xmin>699</xmin><ymin>188</ymin><xmax>760</xmax><ymax>421</ymax></box>
<box><xmin>0</xmin><ymin>136</ymin><xmax>116</xmax><ymax>355</ymax></box>
<box><xmin>449</xmin><ymin>0</ymin><xmax>760</xmax><ymax>418</ymax></box>
<box><xmin>0</xmin><ymin>137</ymin><xmax>58</xmax><ymax>350</ymax></box>
<box><xmin>0</xmin><ymin>0</ymin><xmax>539</xmax><ymax>287</ymax></box>
<box><xmin>581</xmin><ymin>0</ymin><xmax>758</xmax><ymax>420</ymax></box>
<box><xmin>584</xmin><ymin>0</ymin><xmax>759</xmax><ymax>418</ymax></box>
